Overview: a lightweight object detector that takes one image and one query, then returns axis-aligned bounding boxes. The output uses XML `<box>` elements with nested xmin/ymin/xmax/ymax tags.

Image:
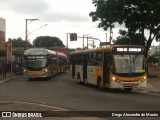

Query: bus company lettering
<box><xmin>28</xmin><ymin>113</ymin><xmax>42</xmax><ymax>117</ymax></box>
<box><xmin>12</xmin><ymin>112</ymin><xmax>42</xmax><ymax>117</ymax></box>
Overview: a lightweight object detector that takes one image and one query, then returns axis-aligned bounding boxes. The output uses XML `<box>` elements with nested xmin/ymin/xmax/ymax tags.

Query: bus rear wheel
<box><xmin>124</xmin><ymin>88</ymin><xmax>133</xmax><ymax>92</ymax></box>
<box><xmin>29</xmin><ymin>78</ymin><xmax>33</xmax><ymax>80</ymax></box>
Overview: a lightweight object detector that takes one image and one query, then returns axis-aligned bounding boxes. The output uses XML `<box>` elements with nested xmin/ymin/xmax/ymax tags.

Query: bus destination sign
<box><xmin>116</xmin><ymin>48</ymin><xmax>142</xmax><ymax>52</ymax></box>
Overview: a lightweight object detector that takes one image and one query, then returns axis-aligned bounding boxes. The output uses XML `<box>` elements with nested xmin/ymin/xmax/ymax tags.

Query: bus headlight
<box><xmin>112</xmin><ymin>77</ymin><xmax>116</xmax><ymax>80</ymax></box>
<box><xmin>23</xmin><ymin>69</ymin><xmax>28</xmax><ymax>73</ymax></box>
<box><xmin>42</xmin><ymin>68</ymin><xmax>48</xmax><ymax>73</ymax></box>
<box><xmin>144</xmin><ymin>76</ymin><xmax>147</xmax><ymax>80</ymax></box>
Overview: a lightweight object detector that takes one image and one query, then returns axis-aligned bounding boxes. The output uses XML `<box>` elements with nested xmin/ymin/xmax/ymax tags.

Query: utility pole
<box><xmin>66</xmin><ymin>33</ymin><xmax>69</xmax><ymax>56</ymax></box>
<box><xmin>106</xmin><ymin>33</ymin><xmax>107</xmax><ymax>42</ymax></box>
<box><xmin>93</xmin><ymin>38</ymin><xmax>95</xmax><ymax>48</ymax></box>
<box><xmin>87</xmin><ymin>36</ymin><xmax>88</xmax><ymax>49</ymax></box>
<box><xmin>66</xmin><ymin>33</ymin><xmax>69</xmax><ymax>49</ymax></box>
<box><xmin>25</xmin><ymin>18</ymin><xmax>39</xmax><ymax>50</ymax></box>
<box><xmin>69</xmin><ymin>34</ymin><xmax>101</xmax><ymax>49</ymax></box>
<box><xmin>83</xmin><ymin>35</ymin><xmax>84</xmax><ymax>49</ymax></box>
<box><xmin>110</xmin><ymin>26</ymin><xmax>113</xmax><ymax>44</ymax></box>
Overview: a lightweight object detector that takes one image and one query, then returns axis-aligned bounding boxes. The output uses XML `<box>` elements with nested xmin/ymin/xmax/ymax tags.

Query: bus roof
<box><xmin>70</xmin><ymin>45</ymin><xmax>145</xmax><ymax>55</ymax></box>
<box><xmin>57</xmin><ymin>52</ymin><xmax>67</xmax><ymax>58</ymax></box>
<box><xmin>24</xmin><ymin>48</ymin><xmax>56</xmax><ymax>55</ymax></box>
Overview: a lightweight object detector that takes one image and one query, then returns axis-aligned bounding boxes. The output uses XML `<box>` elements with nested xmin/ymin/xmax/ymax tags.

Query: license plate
<box><xmin>124</xmin><ymin>83</ymin><xmax>134</xmax><ymax>86</ymax></box>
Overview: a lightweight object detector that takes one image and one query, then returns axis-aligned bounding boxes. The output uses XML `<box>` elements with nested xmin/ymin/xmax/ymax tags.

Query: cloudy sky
<box><xmin>1</xmin><ymin>0</ymin><xmax>158</xmax><ymax>48</ymax></box>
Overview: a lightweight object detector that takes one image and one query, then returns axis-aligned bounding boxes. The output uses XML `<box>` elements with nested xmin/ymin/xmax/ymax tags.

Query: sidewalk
<box><xmin>147</xmin><ymin>67</ymin><xmax>160</xmax><ymax>93</ymax></box>
<box><xmin>0</xmin><ymin>72</ymin><xmax>20</xmax><ymax>82</ymax></box>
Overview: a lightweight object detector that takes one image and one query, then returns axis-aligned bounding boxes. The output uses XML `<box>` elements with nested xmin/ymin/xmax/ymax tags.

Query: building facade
<box><xmin>0</xmin><ymin>18</ymin><xmax>6</xmax><ymax>51</ymax></box>
<box><xmin>0</xmin><ymin>18</ymin><xmax>6</xmax><ymax>64</ymax></box>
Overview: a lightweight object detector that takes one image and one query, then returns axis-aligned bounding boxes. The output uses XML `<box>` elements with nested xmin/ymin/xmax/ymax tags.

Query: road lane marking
<box><xmin>0</xmin><ymin>100</ymin><xmax>68</xmax><ymax>111</ymax></box>
<box><xmin>0</xmin><ymin>76</ymin><xmax>24</xmax><ymax>84</ymax></box>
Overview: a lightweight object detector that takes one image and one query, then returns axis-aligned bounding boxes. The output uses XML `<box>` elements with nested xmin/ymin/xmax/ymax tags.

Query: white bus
<box><xmin>23</xmin><ymin>48</ymin><xmax>67</xmax><ymax>80</ymax></box>
<box><xmin>70</xmin><ymin>45</ymin><xmax>147</xmax><ymax>91</ymax></box>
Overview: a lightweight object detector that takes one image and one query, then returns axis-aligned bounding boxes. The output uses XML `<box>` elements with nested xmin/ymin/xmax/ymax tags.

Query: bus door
<box><xmin>103</xmin><ymin>52</ymin><xmax>110</xmax><ymax>86</ymax></box>
<box><xmin>59</xmin><ymin>57</ymin><xmax>62</xmax><ymax>72</ymax></box>
<box><xmin>71</xmin><ymin>56</ymin><xmax>75</xmax><ymax>79</ymax></box>
<box><xmin>83</xmin><ymin>54</ymin><xmax>88</xmax><ymax>82</ymax></box>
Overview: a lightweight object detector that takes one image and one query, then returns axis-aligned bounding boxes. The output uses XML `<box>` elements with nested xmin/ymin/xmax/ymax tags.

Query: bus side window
<box><xmin>96</xmin><ymin>52</ymin><xmax>102</xmax><ymax>66</ymax></box>
<box><xmin>53</xmin><ymin>58</ymin><xmax>57</xmax><ymax>66</ymax></box>
<box><xmin>75</xmin><ymin>56</ymin><xmax>81</xmax><ymax>65</ymax></box>
<box><xmin>88</xmin><ymin>52</ymin><xmax>102</xmax><ymax>66</ymax></box>
<box><xmin>88</xmin><ymin>53</ymin><xmax>95</xmax><ymax>66</ymax></box>
<box><xmin>88</xmin><ymin>53</ymin><xmax>92</xmax><ymax>65</ymax></box>
<box><xmin>47</xmin><ymin>58</ymin><xmax>52</xmax><ymax>64</ymax></box>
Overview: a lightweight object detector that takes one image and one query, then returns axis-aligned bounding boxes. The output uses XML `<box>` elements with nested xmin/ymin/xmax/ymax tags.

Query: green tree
<box><xmin>89</xmin><ymin>0</ymin><xmax>160</xmax><ymax>53</ymax></box>
<box><xmin>114</xmin><ymin>29</ymin><xmax>146</xmax><ymax>45</ymax></box>
<box><xmin>33</xmin><ymin>36</ymin><xmax>65</xmax><ymax>48</ymax></box>
<box><xmin>148</xmin><ymin>56</ymin><xmax>158</xmax><ymax>63</ymax></box>
<box><xmin>8</xmin><ymin>37</ymin><xmax>32</xmax><ymax>48</ymax></box>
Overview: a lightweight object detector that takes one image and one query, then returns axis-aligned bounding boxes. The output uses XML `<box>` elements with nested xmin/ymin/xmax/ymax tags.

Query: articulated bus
<box><xmin>23</xmin><ymin>48</ymin><xmax>67</xmax><ymax>80</ymax></box>
<box><xmin>70</xmin><ymin>45</ymin><xmax>147</xmax><ymax>91</ymax></box>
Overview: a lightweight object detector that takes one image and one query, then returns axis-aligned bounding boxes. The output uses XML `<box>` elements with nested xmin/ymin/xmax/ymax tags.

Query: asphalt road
<box><xmin>0</xmin><ymin>72</ymin><xmax>160</xmax><ymax>110</ymax></box>
<box><xmin>0</xmin><ymin>72</ymin><xmax>160</xmax><ymax>119</ymax></box>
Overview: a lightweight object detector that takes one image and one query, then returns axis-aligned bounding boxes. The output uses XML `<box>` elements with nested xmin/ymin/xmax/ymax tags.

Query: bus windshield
<box><xmin>113</xmin><ymin>54</ymin><xmax>145</xmax><ymax>73</ymax></box>
<box><xmin>24</xmin><ymin>56</ymin><xmax>47</xmax><ymax>69</ymax></box>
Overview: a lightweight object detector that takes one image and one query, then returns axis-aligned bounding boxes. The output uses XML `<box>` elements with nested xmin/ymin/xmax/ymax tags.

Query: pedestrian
<box><xmin>2</xmin><ymin>64</ymin><xmax>7</xmax><ymax>77</ymax></box>
<box><xmin>155</xmin><ymin>62</ymin><xmax>158</xmax><ymax>68</ymax></box>
<box><xmin>15</xmin><ymin>63</ymin><xmax>19</xmax><ymax>75</ymax></box>
<box><xmin>0</xmin><ymin>65</ymin><xmax>2</xmax><ymax>77</ymax></box>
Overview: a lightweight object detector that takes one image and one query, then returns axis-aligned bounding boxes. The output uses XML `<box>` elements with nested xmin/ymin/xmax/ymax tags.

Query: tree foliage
<box><xmin>8</xmin><ymin>37</ymin><xmax>32</xmax><ymax>48</ymax></box>
<box><xmin>89</xmin><ymin>0</ymin><xmax>160</xmax><ymax>53</ymax></box>
<box><xmin>33</xmin><ymin>36</ymin><xmax>65</xmax><ymax>48</ymax></box>
<box><xmin>148</xmin><ymin>56</ymin><xmax>158</xmax><ymax>63</ymax></box>
<box><xmin>114</xmin><ymin>29</ymin><xmax>146</xmax><ymax>45</ymax></box>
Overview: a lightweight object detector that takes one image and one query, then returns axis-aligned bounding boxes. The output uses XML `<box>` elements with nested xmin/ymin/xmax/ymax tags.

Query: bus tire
<box><xmin>97</xmin><ymin>78</ymin><xmax>104</xmax><ymax>90</ymax></box>
<box><xmin>29</xmin><ymin>78</ymin><xmax>33</xmax><ymax>80</ymax></box>
<box><xmin>77</xmin><ymin>73</ymin><xmax>83</xmax><ymax>84</ymax></box>
<box><xmin>124</xmin><ymin>88</ymin><xmax>133</xmax><ymax>92</ymax></box>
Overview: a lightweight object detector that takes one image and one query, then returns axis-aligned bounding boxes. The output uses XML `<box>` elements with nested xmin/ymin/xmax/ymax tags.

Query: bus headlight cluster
<box><xmin>23</xmin><ymin>69</ymin><xmax>28</xmax><ymax>73</ymax></box>
<box><xmin>112</xmin><ymin>77</ymin><xmax>121</xmax><ymax>83</ymax></box>
<box><xmin>112</xmin><ymin>77</ymin><xmax>116</xmax><ymax>80</ymax></box>
<box><xmin>139</xmin><ymin>76</ymin><xmax>147</xmax><ymax>82</ymax></box>
<box><xmin>42</xmin><ymin>68</ymin><xmax>48</xmax><ymax>73</ymax></box>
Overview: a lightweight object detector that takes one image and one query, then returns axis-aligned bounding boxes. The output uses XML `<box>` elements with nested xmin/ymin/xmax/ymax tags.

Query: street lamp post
<box><xmin>110</xmin><ymin>26</ymin><xmax>113</xmax><ymax>44</ymax></box>
<box><xmin>25</xmin><ymin>18</ymin><xmax>39</xmax><ymax>50</ymax></box>
<box><xmin>28</xmin><ymin>24</ymin><xmax>47</xmax><ymax>36</ymax></box>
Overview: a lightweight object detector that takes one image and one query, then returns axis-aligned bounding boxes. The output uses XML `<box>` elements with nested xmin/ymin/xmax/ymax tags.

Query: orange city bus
<box><xmin>70</xmin><ymin>45</ymin><xmax>147</xmax><ymax>91</ymax></box>
<box><xmin>23</xmin><ymin>48</ymin><xmax>67</xmax><ymax>80</ymax></box>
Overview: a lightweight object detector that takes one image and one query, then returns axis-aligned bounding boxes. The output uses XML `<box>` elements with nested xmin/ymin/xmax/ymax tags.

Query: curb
<box><xmin>0</xmin><ymin>76</ymin><xmax>24</xmax><ymax>84</ymax></box>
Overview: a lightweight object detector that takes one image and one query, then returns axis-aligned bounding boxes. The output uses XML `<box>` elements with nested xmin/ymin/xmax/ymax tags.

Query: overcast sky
<box><xmin>1</xmin><ymin>0</ymin><xmax>158</xmax><ymax>48</ymax></box>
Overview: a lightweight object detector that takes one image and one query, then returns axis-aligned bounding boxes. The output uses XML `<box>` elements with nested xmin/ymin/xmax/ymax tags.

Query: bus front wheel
<box><xmin>124</xmin><ymin>88</ymin><xmax>133</xmax><ymax>92</ymax></box>
<box><xmin>97</xmin><ymin>78</ymin><xmax>104</xmax><ymax>90</ymax></box>
<box><xmin>77</xmin><ymin>73</ymin><xmax>83</xmax><ymax>84</ymax></box>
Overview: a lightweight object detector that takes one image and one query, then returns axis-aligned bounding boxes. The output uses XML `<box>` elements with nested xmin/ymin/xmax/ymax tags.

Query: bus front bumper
<box><xmin>24</xmin><ymin>72</ymin><xmax>49</xmax><ymax>79</ymax></box>
<box><xmin>110</xmin><ymin>79</ymin><xmax>147</xmax><ymax>89</ymax></box>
